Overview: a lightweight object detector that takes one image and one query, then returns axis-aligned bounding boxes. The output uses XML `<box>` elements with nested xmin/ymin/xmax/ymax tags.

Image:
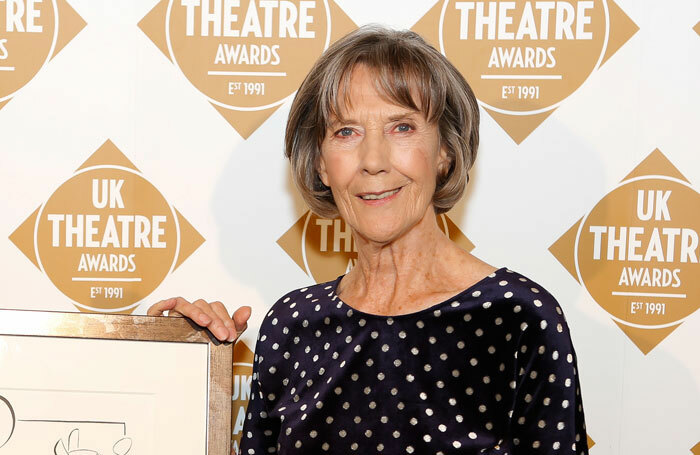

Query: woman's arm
<box><xmin>508</xmin><ymin>296</ymin><xmax>588</xmax><ymax>454</ymax></box>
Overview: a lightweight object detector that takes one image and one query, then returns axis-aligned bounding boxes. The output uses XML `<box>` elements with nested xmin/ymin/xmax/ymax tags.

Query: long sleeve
<box><xmin>239</xmin><ymin>343</ymin><xmax>281</xmax><ymax>455</ymax></box>
<box><xmin>508</xmin><ymin>295</ymin><xmax>588</xmax><ymax>454</ymax></box>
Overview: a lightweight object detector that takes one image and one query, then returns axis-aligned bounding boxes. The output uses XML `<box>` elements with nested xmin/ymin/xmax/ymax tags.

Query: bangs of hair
<box><xmin>315</xmin><ymin>31</ymin><xmax>448</xmax><ymax>143</ymax></box>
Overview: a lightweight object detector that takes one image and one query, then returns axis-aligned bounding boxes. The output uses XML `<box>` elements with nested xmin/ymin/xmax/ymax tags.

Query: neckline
<box><xmin>330</xmin><ymin>266</ymin><xmax>507</xmax><ymax>320</ymax></box>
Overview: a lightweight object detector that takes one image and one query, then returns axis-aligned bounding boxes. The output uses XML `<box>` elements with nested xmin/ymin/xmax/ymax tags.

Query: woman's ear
<box><xmin>437</xmin><ymin>145</ymin><xmax>450</xmax><ymax>177</ymax></box>
<box><xmin>318</xmin><ymin>155</ymin><xmax>330</xmax><ymax>187</ymax></box>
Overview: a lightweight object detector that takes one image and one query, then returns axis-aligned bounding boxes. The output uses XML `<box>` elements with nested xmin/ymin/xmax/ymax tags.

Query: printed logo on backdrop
<box><xmin>694</xmin><ymin>20</ymin><xmax>700</xmax><ymax>37</ymax></box>
<box><xmin>9</xmin><ymin>140</ymin><xmax>205</xmax><ymax>314</ymax></box>
<box><xmin>138</xmin><ymin>0</ymin><xmax>357</xmax><ymax>139</ymax></box>
<box><xmin>412</xmin><ymin>0</ymin><xmax>638</xmax><ymax>144</ymax></box>
<box><xmin>277</xmin><ymin>211</ymin><xmax>474</xmax><ymax>283</ymax></box>
<box><xmin>550</xmin><ymin>149</ymin><xmax>700</xmax><ymax>354</ymax></box>
<box><xmin>0</xmin><ymin>0</ymin><xmax>85</xmax><ymax>111</ymax></box>
<box><xmin>231</xmin><ymin>341</ymin><xmax>254</xmax><ymax>455</ymax></box>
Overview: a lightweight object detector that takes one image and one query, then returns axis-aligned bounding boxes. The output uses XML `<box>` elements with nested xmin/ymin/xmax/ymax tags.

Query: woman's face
<box><xmin>318</xmin><ymin>65</ymin><xmax>448</xmax><ymax>244</ymax></box>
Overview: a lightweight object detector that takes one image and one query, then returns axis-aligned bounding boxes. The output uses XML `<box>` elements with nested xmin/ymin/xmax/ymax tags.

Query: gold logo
<box><xmin>231</xmin><ymin>341</ymin><xmax>254</xmax><ymax>455</ymax></box>
<box><xmin>278</xmin><ymin>211</ymin><xmax>474</xmax><ymax>283</ymax></box>
<box><xmin>9</xmin><ymin>140</ymin><xmax>204</xmax><ymax>314</ymax></box>
<box><xmin>412</xmin><ymin>0</ymin><xmax>638</xmax><ymax>143</ymax></box>
<box><xmin>694</xmin><ymin>20</ymin><xmax>700</xmax><ymax>37</ymax></box>
<box><xmin>550</xmin><ymin>149</ymin><xmax>700</xmax><ymax>354</ymax></box>
<box><xmin>138</xmin><ymin>0</ymin><xmax>356</xmax><ymax>138</ymax></box>
<box><xmin>0</xmin><ymin>0</ymin><xmax>85</xmax><ymax>111</ymax></box>
<box><xmin>692</xmin><ymin>441</ymin><xmax>700</xmax><ymax>455</ymax></box>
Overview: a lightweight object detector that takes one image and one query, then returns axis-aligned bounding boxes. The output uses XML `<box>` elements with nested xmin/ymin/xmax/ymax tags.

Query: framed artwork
<box><xmin>0</xmin><ymin>309</ymin><xmax>233</xmax><ymax>455</ymax></box>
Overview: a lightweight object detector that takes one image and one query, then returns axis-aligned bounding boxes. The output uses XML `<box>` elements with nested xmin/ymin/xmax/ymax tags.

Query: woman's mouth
<box><xmin>358</xmin><ymin>187</ymin><xmax>402</xmax><ymax>201</ymax></box>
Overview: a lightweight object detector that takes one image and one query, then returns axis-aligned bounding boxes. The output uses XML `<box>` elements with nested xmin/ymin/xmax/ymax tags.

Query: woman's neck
<box><xmin>337</xmin><ymin>209</ymin><xmax>492</xmax><ymax>316</ymax></box>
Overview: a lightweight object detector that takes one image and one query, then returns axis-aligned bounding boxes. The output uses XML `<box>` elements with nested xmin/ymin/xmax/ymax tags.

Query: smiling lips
<box><xmin>358</xmin><ymin>186</ymin><xmax>402</xmax><ymax>202</ymax></box>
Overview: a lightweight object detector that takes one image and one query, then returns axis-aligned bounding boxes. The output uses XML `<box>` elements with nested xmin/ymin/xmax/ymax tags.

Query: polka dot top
<box><xmin>241</xmin><ymin>267</ymin><xmax>588</xmax><ymax>455</ymax></box>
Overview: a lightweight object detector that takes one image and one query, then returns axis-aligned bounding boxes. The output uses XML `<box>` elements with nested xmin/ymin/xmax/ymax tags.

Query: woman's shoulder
<box><xmin>483</xmin><ymin>267</ymin><xmax>568</xmax><ymax>326</ymax></box>
<box><xmin>260</xmin><ymin>278</ymin><xmax>340</xmax><ymax>325</ymax></box>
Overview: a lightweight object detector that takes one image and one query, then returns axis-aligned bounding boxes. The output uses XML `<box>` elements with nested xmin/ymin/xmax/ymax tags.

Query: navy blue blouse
<box><xmin>241</xmin><ymin>268</ymin><xmax>588</xmax><ymax>454</ymax></box>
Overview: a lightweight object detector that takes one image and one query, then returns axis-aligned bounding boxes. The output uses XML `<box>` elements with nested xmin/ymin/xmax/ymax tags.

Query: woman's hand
<box><xmin>147</xmin><ymin>297</ymin><xmax>251</xmax><ymax>342</ymax></box>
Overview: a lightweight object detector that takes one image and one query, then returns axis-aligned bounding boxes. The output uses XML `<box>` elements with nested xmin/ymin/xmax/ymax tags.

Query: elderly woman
<box><xmin>151</xmin><ymin>25</ymin><xmax>587</xmax><ymax>455</ymax></box>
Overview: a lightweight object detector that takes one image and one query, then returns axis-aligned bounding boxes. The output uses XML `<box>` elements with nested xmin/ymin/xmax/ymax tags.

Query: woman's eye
<box><xmin>396</xmin><ymin>123</ymin><xmax>413</xmax><ymax>133</ymax></box>
<box><xmin>336</xmin><ymin>127</ymin><xmax>353</xmax><ymax>137</ymax></box>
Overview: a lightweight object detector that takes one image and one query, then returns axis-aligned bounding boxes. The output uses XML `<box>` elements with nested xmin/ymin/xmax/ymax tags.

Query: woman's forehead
<box><xmin>332</xmin><ymin>65</ymin><xmax>428</xmax><ymax>120</ymax></box>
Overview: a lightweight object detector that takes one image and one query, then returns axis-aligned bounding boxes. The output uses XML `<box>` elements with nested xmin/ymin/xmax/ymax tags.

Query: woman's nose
<box><xmin>359</xmin><ymin>131</ymin><xmax>391</xmax><ymax>175</ymax></box>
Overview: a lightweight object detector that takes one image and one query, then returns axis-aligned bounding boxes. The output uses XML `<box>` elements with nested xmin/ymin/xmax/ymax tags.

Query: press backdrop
<box><xmin>1</xmin><ymin>1</ymin><xmax>699</xmax><ymax>454</ymax></box>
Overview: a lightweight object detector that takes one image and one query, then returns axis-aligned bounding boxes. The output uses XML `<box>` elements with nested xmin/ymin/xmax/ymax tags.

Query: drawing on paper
<box><xmin>0</xmin><ymin>395</ymin><xmax>132</xmax><ymax>454</ymax></box>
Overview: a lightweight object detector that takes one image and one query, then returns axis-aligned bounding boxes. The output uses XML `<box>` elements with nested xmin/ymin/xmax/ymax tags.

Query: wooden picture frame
<box><xmin>0</xmin><ymin>309</ymin><xmax>232</xmax><ymax>455</ymax></box>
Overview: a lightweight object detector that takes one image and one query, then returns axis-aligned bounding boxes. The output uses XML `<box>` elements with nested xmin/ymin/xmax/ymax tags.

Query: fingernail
<box><xmin>199</xmin><ymin>314</ymin><xmax>211</xmax><ymax>324</ymax></box>
<box><xmin>217</xmin><ymin>327</ymin><xmax>229</xmax><ymax>340</ymax></box>
<box><xmin>227</xmin><ymin>331</ymin><xmax>237</xmax><ymax>342</ymax></box>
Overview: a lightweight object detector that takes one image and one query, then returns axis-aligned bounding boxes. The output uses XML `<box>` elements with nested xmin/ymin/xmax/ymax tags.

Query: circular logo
<box><xmin>576</xmin><ymin>176</ymin><xmax>700</xmax><ymax>327</ymax></box>
<box><xmin>439</xmin><ymin>0</ymin><xmax>608</xmax><ymax>114</ymax></box>
<box><xmin>0</xmin><ymin>0</ymin><xmax>57</xmax><ymax>101</ymax></box>
<box><xmin>35</xmin><ymin>166</ymin><xmax>179</xmax><ymax>313</ymax></box>
<box><xmin>166</xmin><ymin>0</ymin><xmax>331</xmax><ymax>111</ymax></box>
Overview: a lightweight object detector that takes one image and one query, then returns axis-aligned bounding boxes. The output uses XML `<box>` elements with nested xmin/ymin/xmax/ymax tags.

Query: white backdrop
<box><xmin>1</xmin><ymin>1</ymin><xmax>699</xmax><ymax>454</ymax></box>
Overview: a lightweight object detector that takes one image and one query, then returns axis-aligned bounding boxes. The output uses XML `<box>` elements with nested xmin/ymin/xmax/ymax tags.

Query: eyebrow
<box><xmin>387</xmin><ymin>111</ymin><xmax>420</xmax><ymax>122</ymax></box>
<box><xmin>328</xmin><ymin>110</ymin><xmax>421</xmax><ymax>128</ymax></box>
